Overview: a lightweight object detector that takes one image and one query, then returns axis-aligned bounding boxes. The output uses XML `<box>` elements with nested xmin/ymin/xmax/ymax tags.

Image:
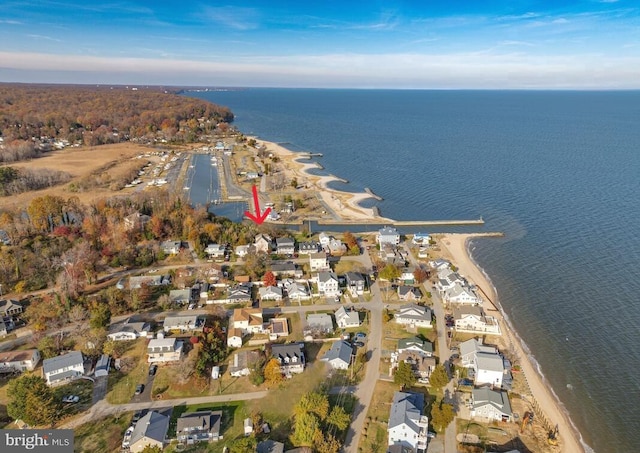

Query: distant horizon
<box><xmin>1</xmin><ymin>1</ymin><xmax>639</xmax><ymax>89</ymax></box>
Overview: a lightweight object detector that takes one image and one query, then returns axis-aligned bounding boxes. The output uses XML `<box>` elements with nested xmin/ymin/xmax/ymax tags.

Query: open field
<box><xmin>106</xmin><ymin>340</ymin><xmax>149</xmax><ymax>404</ymax></box>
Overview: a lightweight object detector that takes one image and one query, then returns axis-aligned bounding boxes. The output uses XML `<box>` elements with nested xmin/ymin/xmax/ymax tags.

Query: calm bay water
<box><xmin>188</xmin><ymin>89</ymin><xmax>640</xmax><ymax>452</ymax></box>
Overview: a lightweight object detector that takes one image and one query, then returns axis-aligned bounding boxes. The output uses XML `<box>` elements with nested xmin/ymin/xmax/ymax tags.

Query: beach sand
<box><xmin>254</xmin><ymin>138</ymin><xmax>394</xmax><ymax>223</ymax></box>
<box><xmin>440</xmin><ymin>233</ymin><xmax>585</xmax><ymax>453</ymax></box>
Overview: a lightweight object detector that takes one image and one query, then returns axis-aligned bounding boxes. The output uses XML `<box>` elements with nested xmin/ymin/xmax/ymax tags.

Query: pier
<box><xmin>299</xmin><ymin>152</ymin><xmax>323</xmax><ymax>158</ymax></box>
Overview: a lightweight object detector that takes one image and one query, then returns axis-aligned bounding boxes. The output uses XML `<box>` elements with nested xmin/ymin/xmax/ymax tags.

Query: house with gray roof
<box><xmin>321</xmin><ymin>340</ymin><xmax>353</xmax><ymax>370</ymax></box>
<box><xmin>169</xmin><ymin>289</ymin><xmax>193</xmax><ymax>305</ymax></box>
<box><xmin>298</xmin><ymin>241</ymin><xmax>320</xmax><ymax>255</ymax></box>
<box><xmin>229</xmin><ymin>350</ymin><xmax>262</xmax><ymax>377</ymax></box>
<box><xmin>335</xmin><ymin>306</ymin><xmax>360</xmax><ymax>329</ymax></box>
<box><xmin>305</xmin><ymin>313</ymin><xmax>334</xmax><ymax>335</ymax></box>
<box><xmin>270</xmin><ymin>262</ymin><xmax>302</xmax><ymax>278</ymax></box>
<box><xmin>163</xmin><ymin>315</ymin><xmax>203</xmax><ymax>333</ymax></box>
<box><xmin>470</xmin><ymin>387</ymin><xmax>512</xmax><ymax>422</ymax></box>
<box><xmin>107</xmin><ymin>318</ymin><xmax>151</xmax><ymax>341</ymax></box>
<box><xmin>0</xmin><ymin>299</ymin><xmax>23</xmax><ymax>317</ymax></box>
<box><xmin>459</xmin><ymin>338</ymin><xmax>498</xmax><ymax>368</ymax></box>
<box><xmin>259</xmin><ymin>286</ymin><xmax>284</xmax><ymax>301</ymax></box>
<box><xmin>177</xmin><ymin>410</ymin><xmax>222</xmax><ymax>444</ymax></box>
<box><xmin>129</xmin><ymin>410</ymin><xmax>170</xmax><ymax>453</ymax></box>
<box><xmin>453</xmin><ymin>305</ymin><xmax>500</xmax><ymax>335</ymax></box>
<box><xmin>257</xmin><ymin>439</ymin><xmax>285</xmax><ymax>453</ymax></box>
<box><xmin>95</xmin><ymin>354</ymin><xmax>110</xmax><ymax>377</ymax></box>
<box><xmin>398</xmin><ymin>286</ymin><xmax>422</xmax><ymax>302</ymax></box>
<box><xmin>275</xmin><ymin>237</ymin><xmax>295</xmax><ymax>255</ymax></box>
<box><xmin>316</xmin><ymin>271</ymin><xmax>340</xmax><ymax>297</ymax></box>
<box><xmin>388</xmin><ymin>391</ymin><xmax>428</xmax><ymax>452</ymax></box>
<box><xmin>160</xmin><ymin>240</ymin><xmax>182</xmax><ymax>255</ymax></box>
<box><xmin>345</xmin><ymin>272</ymin><xmax>365</xmax><ymax>296</ymax></box>
<box><xmin>395</xmin><ymin>303</ymin><xmax>432</xmax><ymax>329</ymax></box>
<box><xmin>43</xmin><ymin>351</ymin><xmax>85</xmax><ymax>386</ymax></box>
<box><xmin>377</xmin><ymin>226</ymin><xmax>400</xmax><ymax>246</ymax></box>
<box><xmin>271</xmin><ymin>343</ymin><xmax>305</xmax><ymax>377</ymax></box>
<box><xmin>285</xmin><ymin>282</ymin><xmax>311</xmax><ymax>301</ymax></box>
<box><xmin>475</xmin><ymin>352</ymin><xmax>505</xmax><ymax>388</ymax></box>
<box><xmin>397</xmin><ymin>337</ymin><xmax>433</xmax><ymax>357</ymax></box>
<box><xmin>0</xmin><ymin>349</ymin><xmax>40</xmax><ymax>373</ymax></box>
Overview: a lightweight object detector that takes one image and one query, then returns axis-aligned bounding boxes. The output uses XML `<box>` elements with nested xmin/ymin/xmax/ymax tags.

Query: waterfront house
<box><xmin>377</xmin><ymin>226</ymin><xmax>400</xmax><ymax>246</ymax></box>
<box><xmin>321</xmin><ymin>340</ymin><xmax>353</xmax><ymax>370</ymax></box>
<box><xmin>229</xmin><ymin>350</ymin><xmax>262</xmax><ymax>377</ymax></box>
<box><xmin>204</xmin><ymin>243</ymin><xmax>226</xmax><ymax>258</ymax></box>
<box><xmin>453</xmin><ymin>306</ymin><xmax>501</xmax><ymax>335</ymax></box>
<box><xmin>177</xmin><ymin>410</ymin><xmax>222</xmax><ymax>444</ymax></box>
<box><xmin>345</xmin><ymin>272</ymin><xmax>365</xmax><ymax>296</ymax></box>
<box><xmin>335</xmin><ymin>306</ymin><xmax>361</xmax><ymax>328</ymax></box>
<box><xmin>0</xmin><ymin>299</ymin><xmax>23</xmax><ymax>317</ymax></box>
<box><xmin>43</xmin><ymin>351</ymin><xmax>85</xmax><ymax>386</ymax></box>
<box><xmin>254</xmin><ymin>234</ymin><xmax>272</xmax><ymax>254</ymax></box>
<box><xmin>470</xmin><ymin>387</ymin><xmax>512</xmax><ymax>422</ymax></box>
<box><xmin>161</xmin><ymin>240</ymin><xmax>182</xmax><ymax>255</ymax></box>
<box><xmin>147</xmin><ymin>338</ymin><xmax>183</xmax><ymax>363</ymax></box>
<box><xmin>318</xmin><ymin>232</ymin><xmax>331</xmax><ymax>248</ymax></box>
<box><xmin>328</xmin><ymin>239</ymin><xmax>347</xmax><ymax>256</ymax></box>
<box><xmin>271</xmin><ymin>343</ymin><xmax>306</xmax><ymax>377</ymax></box>
<box><xmin>275</xmin><ymin>237</ymin><xmax>296</xmax><ymax>256</ymax></box>
<box><xmin>298</xmin><ymin>241</ymin><xmax>320</xmax><ymax>255</ymax></box>
<box><xmin>232</xmin><ymin>308</ymin><xmax>264</xmax><ymax>334</ymax></box>
<box><xmin>387</xmin><ymin>391</ymin><xmax>428</xmax><ymax>451</ymax></box>
<box><xmin>309</xmin><ymin>252</ymin><xmax>329</xmax><ymax>271</ymax></box>
<box><xmin>444</xmin><ymin>283</ymin><xmax>481</xmax><ymax>305</ymax></box>
<box><xmin>459</xmin><ymin>338</ymin><xmax>499</xmax><ymax>368</ymax></box>
<box><xmin>0</xmin><ymin>349</ymin><xmax>41</xmax><ymax>373</ymax></box>
<box><xmin>429</xmin><ymin>258</ymin><xmax>451</xmax><ymax>270</ymax></box>
<box><xmin>395</xmin><ymin>303</ymin><xmax>433</xmax><ymax>328</ymax></box>
<box><xmin>305</xmin><ymin>313</ymin><xmax>334</xmax><ymax>335</ymax></box>
<box><xmin>285</xmin><ymin>282</ymin><xmax>311</xmax><ymax>301</ymax></box>
<box><xmin>412</xmin><ymin>233</ymin><xmax>431</xmax><ymax>245</ymax></box>
<box><xmin>163</xmin><ymin>315</ymin><xmax>203</xmax><ymax>333</ymax></box>
<box><xmin>259</xmin><ymin>286</ymin><xmax>284</xmax><ymax>302</ymax></box>
<box><xmin>397</xmin><ymin>337</ymin><xmax>434</xmax><ymax>357</ymax></box>
<box><xmin>316</xmin><ymin>272</ymin><xmax>340</xmax><ymax>297</ymax></box>
<box><xmin>398</xmin><ymin>285</ymin><xmax>422</xmax><ymax>302</ymax></box>
<box><xmin>227</xmin><ymin>327</ymin><xmax>244</xmax><ymax>348</ymax></box>
<box><xmin>129</xmin><ymin>410</ymin><xmax>169</xmax><ymax>453</ymax></box>
<box><xmin>107</xmin><ymin>318</ymin><xmax>151</xmax><ymax>341</ymax></box>
<box><xmin>474</xmin><ymin>352</ymin><xmax>505</xmax><ymax>388</ymax></box>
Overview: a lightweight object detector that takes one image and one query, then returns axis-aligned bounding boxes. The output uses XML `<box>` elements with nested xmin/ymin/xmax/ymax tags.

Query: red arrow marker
<box><xmin>245</xmin><ymin>185</ymin><xmax>271</xmax><ymax>225</ymax></box>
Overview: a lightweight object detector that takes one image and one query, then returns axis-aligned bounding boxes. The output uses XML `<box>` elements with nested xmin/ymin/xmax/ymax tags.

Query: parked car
<box><xmin>148</xmin><ymin>364</ymin><xmax>158</xmax><ymax>376</ymax></box>
<box><xmin>354</xmin><ymin>341</ymin><xmax>365</xmax><ymax>348</ymax></box>
<box><xmin>355</xmin><ymin>332</ymin><xmax>367</xmax><ymax>340</ymax></box>
<box><xmin>62</xmin><ymin>395</ymin><xmax>79</xmax><ymax>403</ymax></box>
<box><xmin>132</xmin><ymin>410</ymin><xmax>144</xmax><ymax>424</ymax></box>
<box><xmin>135</xmin><ymin>384</ymin><xmax>145</xmax><ymax>395</ymax></box>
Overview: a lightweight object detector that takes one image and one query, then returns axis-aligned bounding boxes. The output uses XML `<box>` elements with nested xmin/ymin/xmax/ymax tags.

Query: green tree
<box><xmin>314</xmin><ymin>431</ymin><xmax>341</xmax><ymax>453</ymax></box>
<box><xmin>429</xmin><ymin>364</ymin><xmax>450</xmax><ymax>390</ymax></box>
<box><xmin>264</xmin><ymin>358</ymin><xmax>284</xmax><ymax>385</ymax></box>
<box><xmin>290</xmin><ymin>411</ymin><xmax>320</xmax><ymax>447</ymax></box>
<box><xmin>37</xmin><ymin>335</ymin><xmax>59</xmax><ymax>359</ymax></box>
<box><xmin>379</xmin><ymin>263</ymin><xmax>400</xmax><ymax>282</ymax></box>
<box><xmin>394</xmin><ymin>360</ymin><xmax>416</xmax><ymax>389</ymax></box>
<box><xmin>290</xmin><ymin>177</ymin><xmax>298</xmax><ymax>188</ymax></box>
<box><xmin>102</xmin><ymin>339</ymin><xmax>129</xmax><ymax>358</ymax></box>
<box><xmin>430</xmin><ymin>401</ymin><xmax>455</xmax><ymax>432</ymax></box>
<box><xmin>139</xmin><ymin>446</ymin><xmax>162</xmax><ymax>453</ymax></box>
<box><xmin>326</xmin><ymin>405</ymin><xmax>351</xmax><ymax>431</ymax></box>
<box><xmin>295</xmin><ymin>392</ymin><xmax>329</xmax><ymax>420</ymax></box>
<box><xmin>89</xmin><ymin>302</ymin><xmax>111</xmax><ymax>329</ymax></box>
<box><xmin>7</xmin><ymin>375</ymin><xmax>59</xmax><ymax>427</ymax></box>
<box><xmin>229</xmin><ymin>436</ymin><xmax>256</xmax><ymax>453</ymax></box>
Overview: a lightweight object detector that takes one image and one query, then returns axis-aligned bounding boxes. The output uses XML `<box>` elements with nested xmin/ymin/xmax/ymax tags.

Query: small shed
<box><xmin>95</xmin><ymin>354</ymin><xmax>110</xmax><ymax>377</ymax></box>
<box><xmin>211</xmin><ymin>366</ymin><xmax>220</xmax><ymax>380</ymax></box>
<box><xmin>244</xmin><ymin>417</ymin><xmax>253</xmax><ymax>436</ymax></box>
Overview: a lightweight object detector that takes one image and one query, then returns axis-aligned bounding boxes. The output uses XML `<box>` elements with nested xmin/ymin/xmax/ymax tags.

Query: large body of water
<box><xmin>187</xmin><ymin>89</ymin><xmax>640</xmax><ymax>452</ymax></box>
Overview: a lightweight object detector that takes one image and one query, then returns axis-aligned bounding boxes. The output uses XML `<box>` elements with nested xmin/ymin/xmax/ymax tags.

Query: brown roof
<box><xmin>234</xmin><ymin>308</ymin><xmax>263</xmax><ymax>326</ymax></box>
<box><xmin>234</xmin><ymin>275</ymin><xmax>250</xmax><ymax>283</ymax></box>
<box><xmin>0</xmin><ymin>349</ymin><xmax>37</xmax><ymax>363</ymax></box>
<box><xmin>269</xmin><ymin>318</ymin><xmax>289</xmax><ymax>335</ymax></box>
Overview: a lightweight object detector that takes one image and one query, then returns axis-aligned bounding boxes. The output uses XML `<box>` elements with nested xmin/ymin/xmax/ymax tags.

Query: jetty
<box><xmin>316</xmin><ymin>217</ymin><xmax>486</xmax><ymax>227</ymax></box>
<box><xmin>299</xmin><ymin>152</ymin><xmax>323</xmax><ymax>158</ymax></box>
<box><xmin>364</xmin><ymin>187</ymin><xmax>383</xmax><ymax>201</ymax></box>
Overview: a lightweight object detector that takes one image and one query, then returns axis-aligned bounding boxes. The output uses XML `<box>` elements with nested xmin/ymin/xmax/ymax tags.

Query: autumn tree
<box><xmin>263</xmin><ymin>270</ymin><xmax>276</xmax><ymax>287</ymax></box>
<box><xmin>102</xmin><ymin>339</ymin><xmax>129</xmax><ymax>358</ymax></box>
<box><xmin>290</xmin><ymin>411</ymin><xmax>321</xmax><ymax>447</ymax></box>
<box><xmin>295</xmin><ymin>392</ymin><xmax>329</xmax><ymax>420</ymax></box>
<box><xmin>89</xmin><ymin>302</ymin><xmax>111</xmax><ymax>329</ymax></box>
<box><xmin>429</xmin><ymin>364</ymin><xmax>450</xmax><ymax>390</ymax></box>
<box><xmin>431</xmin><ymin>401</ymin><xmax>455</xmax><ymax>432</ymax></box>
<box><xmin>394</xmin><ymin>360</ymin><xmax>416</xmax><ymax>389</ymax></box>
<box><xmin>242</xmin><ymin>251</ymin><xmax>267</xmax><ymax>280</ymax></box>
<box><xmin>379</xmin><ymin>263</ymin><xmax>401</xmax><ymax>282</ymax></box>
<box><xmin>413</xmin><ymin>267</ymin><xmax>429</xmax><ymax>284</ymax></box>
<box><xmin>314</xmin><ymin>432</ymin><xmax>341</xmax><ymax>453</ymax></box>
<box><xmin>326</xmin><ymin>405</ymin><xmax>351</xmax><ymax>431</ymax></box>
<box><xmin>7</xmin><ymin>375</ymin><xmax>60</xmax><ymax>427</ymax></box>
<box><xmin>264</xmin><ymin>358</ymin><xmax>284</xmax><ymax>385</ymax></box>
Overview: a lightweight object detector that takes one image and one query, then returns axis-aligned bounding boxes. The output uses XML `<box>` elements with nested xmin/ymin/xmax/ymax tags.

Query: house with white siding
<box><xmin>309</xmin><ymin>252</ymin><xmax>329</xmax><ymax>271</ymax></box>
<box><xmin>316</xmin><ymin>272</ymin><xmax>340</xmax><ymax>297</ymax></box>
<box><xmin>395</xmin><ymin>304</ymin><xmax>432</xmax><ymax>328</ymax></box>
<box><xmin>377</xmin><ymin>226</ymin><xmax>400</xmax><ymax>246</ymax></box>
<box><xmin>453</xmin><ymin>306</ymin><xmax>501</xmax><ymax>335</ymax></box>
<box><xmin>43</xmin><ymin>351</ymin><xmax>85</xmax><ymax>386</ymax></box>
<box><xmin>470</xmin><ymin>387</ymin><xmax>512</xmax><ymax>422</ymax></box>
<box><xmin>387</xmin><ymin>391</ymin><xmax>428</xmax><ymax>451</ymax></box>
<box><xmin>0</xmin><ymin>349</ymin><xmax>41</xmax><ymax>373</ymax></box>
<box><xmin>147</xmin><ymin>338</ymin><xmax>184</xmax><ymax>363</ymax></box>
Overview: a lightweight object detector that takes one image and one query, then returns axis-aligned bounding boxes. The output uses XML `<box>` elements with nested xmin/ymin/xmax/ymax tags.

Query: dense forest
<box><xmin>0</xmin><ymin>84</ymin><xmax>234</xmax><ymax>162</ymax></box>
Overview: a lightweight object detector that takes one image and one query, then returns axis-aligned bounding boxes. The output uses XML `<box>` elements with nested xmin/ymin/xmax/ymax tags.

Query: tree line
<box><xmin>0</xmin><ymin>166</ymin><xmax>71</xmax><ymax>196</ymax></box>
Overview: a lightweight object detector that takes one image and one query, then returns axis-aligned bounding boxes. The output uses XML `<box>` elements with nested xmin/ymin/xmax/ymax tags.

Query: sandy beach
<box><xmin>254</xmin><ymin>138</ymin><xmax>394</xmax><ymax>223</ymax></box>
<box><xmin>440</xmin><ymin>233</ymin><xmax>585</xmax><ymax>453</ymax></box>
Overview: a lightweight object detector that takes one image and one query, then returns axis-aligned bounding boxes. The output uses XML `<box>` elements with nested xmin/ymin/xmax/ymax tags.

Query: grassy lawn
<box><xmin>53</xmin><ymin>380</ymin><xmax>94</xmax><ymax>424</ymax></box>
<box><xmin>357</xmin><ymin>380</ymin><xmax>398</xmax><ymax>453</ymax></box>
<box><xmin>152</xmin><ymin>365</ymin><xmax>211</xmax><ymax>399</ymax></box>
<box><xmin>167</xmin><ymin>401</ymin><xmax>246</xmax><ymax>442</ymax></box>
<box><xmin>74</xmin><ymin>412</ymin><xmax>132</xmax><ymax>453</ymax></box>
<box><xmin>105</xmin><ymin>340</ymin><xmax>148</xmax><ymax>404</ymax></box>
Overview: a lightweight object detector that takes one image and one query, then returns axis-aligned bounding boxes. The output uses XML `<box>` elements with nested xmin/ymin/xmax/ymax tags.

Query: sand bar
<box><xmin>440</xmin><ymin>233</ymin><xmax>585</xmax><ymax>453</ymax></box>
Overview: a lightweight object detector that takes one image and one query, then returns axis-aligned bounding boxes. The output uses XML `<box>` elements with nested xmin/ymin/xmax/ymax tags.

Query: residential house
<box><xmin>107</xmin><ymin>318</ymin><xmax>151</xmax><ymax>341</ymax></box>
<box><xmin>169</xmin><ymin>289</ymin><xmax>193</xmax><ymax>305</ymax></box>
<box><xmin>259</xmin><ymin>286</ymin><xmax>283</xmax><ymax>302</ymax></box>
<box><xmin>398</xmin><ymin>286</ymin><xmax>422</xmax><ymax>302</ymax></box>
<box><xmin>321</xmin><ymin>340</ymin><xmax>353</xmax><ymax>370</ymax></box>
<box><xmin>161</xmin><ymin>240</ymin><xmax>182</xmax><ymax>255</ymax></box>
<box><xmin>387</xmin><ymin>391</ymin><xmax>428</xmax><ymax>452</ymax></box>
<box><xmin>394</xmin><ymin>304</ymin><xmax>433</xmax><ymax>329</ymax></box>
<box><xmin>0</xmin><ymin>319</ymin><xmax>12</xmax><ymax>337</ymax></box>
<box><xmin>266</xmin><ymin>318</ymin><xmax>289</xmax><ymax>339</ymax></box>
<box><xmin>298</xmin><ymin>241</ymin><xmax>320</xmax><ymax>255</ymax></box>
<box><xmin>412</xmin><ymin>233</ymin><xmax>431</xmax><ymax>245</ymax></box>
<box><xmin>271</xmin><ymin>262</ymin><xmax>303</xmax><ymax>278</ymax></box>
<box><xmin>232</xmin><ymin>308</ymin><xmax>264</xmax><ymax>334</ymax></box>
<box><xmin>163</xmin><ymin>315</ymin><xmax>203</xmax><ymax>333</ymax></box>
<box><xmin>318</xmin><ymin>232</ymin><xmax>331</xmax><ymax>248</ymax></box>
<box><xmin>254</xmin><ymin>234</ymin><xmax>272</xmax><ymax>254</ymax></box>
<box><xmin>123</xmin><ymin>212</ymin><xmax>151</xmax><ymax>231</ymax></box>
<box><xmin>470</xmin><ymin>388</ymin><xmax>512</xmax><ymax>422</ymax></box>
<box><xmin>392</xmin><ymin>350</ymin><xmax>436</xmax><ymax>380</ymax></box>
<box><xmin>444</xmin><ymin>283</ymin><xmax>481</xmax><ymax>305</ymax></box>
<box><xmin>453</xmin><ymin>306</ymin><xmax>501</xmax><ymax>335</ymax></box>
<box><xmin>345</xmin><ymin>272</ymin><xmax>365</xmax><ymax>296</ymax></box>
<box><xmin>271</xmin><ymin>343</ymin><xmax>306</xmax><ymax>377</ymax></box>
<box><xmin>275</xmin><ymin>237</ymin><xmax>296</xmax><ymax>256</ymax></box>
<box><xmin>243</xmin><ymin>418</ymin><xmax>253</xmax><ymax>436</ymax></box>
<box><xmin>129</xmin><ymin>274</ymin><xmax>169</xmax><ymax>289</ymax></box>
<box><xmin>397</xmin><ymin>337</ymin><xmax>433</xmax><ymax>357</ymax></box>
<box><xmin>0</xmin><ymin>299</ymin><xmax>23</xmax><ymax>317</ymax></box>
<box><xmin>0</xmin><ymin>349</ymin><xmax>41</xmax><ymax>373</ymax></box>
<box><xmin>285</xmin><ymin>282</ymin><xmax>311</xmax><ymax>301</ymax></box>
<box><xmin>316</xmin><ymin>272</ymin><xmax>340</xmax><ymax>297</ymax></box>
<box><xmin>257</xmin><ymin>440</ymin><xmax>285</xmax><ymax>453</ymax></box>
<box><xmin>429</xmin><ymin>258</ymin><xmax>451</xmax><ymax>271</ymax></box>
<box><xmin>335</xmin><ymin>306</ymin><xmax>360</xmax><ymax>329</ymax></box>
<box><xmin>226</xmin><ymin>328</ymin><xmax>244</xmax><ymax>348</ymax></box>
<box><xmin>475</xmin><ymin>352</ymin><xmax>505</xmax><ymax>388</ymax></box>
<box><xmin>459</xmin><ymin>338</ymin><xmax>498</xmax><ymax>368</ymax></box>
<box><xmin>377</xmin><ymin>226</ymin><xmax>400</xmax><ymax>246</ymax></box>
<box><xmin>399</xmin><ymin>268</ymin><xmax>415</xmax><ymax>284</ymax></box>
<box><xmin>42</xmin><ymin>351</ymin><xmax>84</xmax><ymax>386</ymax></box>
<box><xmin>227</xmin><ymin>284</ymin><xmax>252</xmax><ymax>304</ymax></box>
<box><xmin>229</xmin><ymin>350</ymin><xmax>262</xmax><ymax>377</ymax></box>
<box><xmin>327</xmin><ymin>239</ymin><xmax>347</xmax><ymax>256</ymax></box>
<box><xmin>177</xmin><ymin>410</ymin><xmax>222</xmax><ymax>444</ymax></box>
<box><xmin>305</xmin><ymin>313</ymin><xmax>334</xmax><ymax>335</ymax></box>
<box><xmin>204</xmin><ymin>243</ymin><xmax>226</xmax><ymax>258</ymax></box>
<box><xmin>129</xmin><ymin>410</ymin><xmax>170</xmax><ymax>453</ymax></box>
<box><xmin>235</xmin><ymin>245</ymin><xmax>252</xmax><ymax>258</ymax></box>
<box><xmin>147</xmin><ymin>338</ymin><xmax>184</xmax><ymax>363</ymax></box>
<box><xmin>309</xmin><ymin>252</ymin><xmax>329</xmax><ymax>271</ymax></box>
<box><xmin>95</xmin><ymin>354</ymin><xmax>110</xmax><ymax>377</ymax></box>
<box><xmin>435</xmin><ymin>269</ymin><xmax>465</xmax><ymax>293</ymax></box>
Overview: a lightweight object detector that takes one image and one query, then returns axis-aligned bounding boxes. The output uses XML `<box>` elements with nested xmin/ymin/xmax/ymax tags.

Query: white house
<box><xmin>169</xmin><ymin>289</ymin><xmax>192</xmax><ymax>305</ymax></box>
<box><xmin>254</xmin><ymin>234</ymin><xmax>272</xmax><ymax>254</ymax></box>
<box><xmin>163</xmin><ymin>315</ymin><xmax>203</xmax><ymax>333</ymax></box>
<box><xmin>321</xmin><ymin>340</ymin><xmax>353</xmax><ymax>370</ymax></box>
<box><xmin>298</xmin><ymin>241</ymin><xmax>320</xmax><ymax>255</ymax></box>
<box><xmin>42</xmin><ymin>351</ymin><xmax>85</xmax><ymax>386</ymax></box>
<box><xmin>387</xmin><ymin>391</ymin><xmax>428</xmax><ymax>451</ymax></box>
<box><xmin>227</xmin><ymin>328</ymin><xmax>244</xmax><ymax>348</ymax></box>
<box><xmin>444</xmin><ymin>283</ymin><xmax>481</xmax><ymax>305</ymax></box>
<box><xmin>345</xmin><ymin>272</ymin><xmax>365</xmax><ymax>296</ymax></box>
<box><xmin>107</xmin><ymin>318</ymin><xmax>151</xmax><ymax>341</ymax></box>
<box><xmin>161</xmin><ymin>240</ymin><xmax>182</xmax><ymax>255</ymax></box>
<box><xmin>271</xmin><ymin>343</ymin><xmax>306</xmax><ymax>377</ymax></box>
<box><xmin>397</xmin><ymin>337</ymin><xmax>433</xmax><ymax>357</ymax></box>
<box><xmin>275</xmin><ymin>237</ymin><xmax>295</xmax><ymax>255</ymax></box>
<box><xmin>377</xmin><ymin>226</ymin><xmax>400</xmax><ymax>246</ymax></box>
<box><xmin>0</xmin><ymin>299</ymin><xmax>23</xmax><ymax>317</ymax></box>
<box><xmin>129</xmin><ymin>410</ymin><xmax>169</xmax><ymax>453</ymax></box>
<box><xmin>285</xmin><ymin>282</ymin><xmax>311</xmax><ymax>301</ymax></box>
<box><xmin>318</xmin><ymin>232</ymin><xmax>331</xmax><ymax>248</ymax></box>
<box><xmin>398</xmin><ymin>286</ymin><xmax>422</xmax><ymax>302</ymax></box>
<box><xmin>394</xmin><ymin>303</ymin><xmax>432</xmax><ymax>328</ymax></box>
<box><xmin>258</xmin><ymin>286</ymin><xmax>283</xmax><ymax>301</ymax></box>
<box><xmin>0</xmin><ymin>349</ymin><xmax>41</xmax><ymax>373</ymax></box>
<box><xmin>316</xmin><ymin>272</ymin><xmax>340</xmax><ymax>297</ymax></box>
<box><xmin>453</xmin><ymin>306</ymin><xmax>501</xmax><ymax>335</ymax></box>
<box><xmin>459</xmin><ymin>338</ymin><xmax>498</xmax><ymax>368</ymax></box>
<box><xmin>475</xmin><ymin>352</ymin><xmax>505</xmax><ymax>388</ymax></box>
<box><xmin>204</xmin><ymin>243</ymin><xmax>226</xmax><ymax>258</ymax></box>
<box><xmin>470</xmin><ymin>387</ymin><xmax>513</xmax><ymax>422</ymax></box>
<box><xmin>412</xmin><ymin>233</ymin><xmax>431</xmax><ymax>245</ymax></box>
<box><xmin>335</xmin><ymin>306</ymin><xmax>360</xmax><ymax>328</ymax></box>
<box><xmin>231</xmin><ymin>308</ymin><xmax>264</xmax><ymax>334</ymax></box>
<box><xmin>309</xmin><ymin>252</ymin><xmax>329</xmax><ymax>271</ymax></box>
<box><xmin>235</xmin><ymin>245</ymin><xmax>252</xmax><ymax>258</ymax></box>
<box><xmin>327</xmin><ymin>239</ymin><xmax>347</xmax><ymax>256</ymax></box>
<box><xmin>176</xmin><ymin>410</ymin><xmax>222</xmax><ymax>444</ymax></box>
<box><xmin>147</xmin><ymin>338</ymin><xmax>184</xmax><ymax>363</ymax></box>
<box><xmin>399</xmin><ymin>267</ymin><xmax>415</xmax><ymax>284</ymax></box>
<box><xmin>305</xmin><ymin>313</ymin><xmax>334</xmax><ymax>334</ymax></box>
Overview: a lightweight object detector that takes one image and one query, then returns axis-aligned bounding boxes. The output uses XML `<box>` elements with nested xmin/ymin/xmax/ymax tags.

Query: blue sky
<box><xmin>0</xmin><ymin>1</ymin><xmax>639</xmax><ymax>88</ymax></box>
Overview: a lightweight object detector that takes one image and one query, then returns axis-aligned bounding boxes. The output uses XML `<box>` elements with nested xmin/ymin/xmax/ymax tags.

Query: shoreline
<box><xmin>439</xmin><ymin>233</ymin><xmax>587</xmax><ymax>453</ymax></box>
